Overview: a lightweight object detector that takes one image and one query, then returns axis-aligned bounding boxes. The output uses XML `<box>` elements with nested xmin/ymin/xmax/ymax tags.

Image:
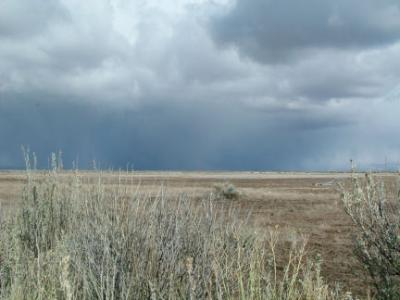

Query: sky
<box><xmin>1</xmin><ymin>0</ymin><xmax>400</xmax><ymax>171</ymax></box>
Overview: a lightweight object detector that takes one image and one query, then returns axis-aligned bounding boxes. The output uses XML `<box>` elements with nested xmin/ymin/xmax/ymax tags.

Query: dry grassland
<box><xmin>0</xmin><ymin>170</ymin><xmax>397</xmax><ymax>297</ymax></box>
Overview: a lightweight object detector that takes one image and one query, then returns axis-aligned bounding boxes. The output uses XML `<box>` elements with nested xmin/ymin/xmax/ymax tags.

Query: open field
<box><xmin>0</xmin><ymin>170</ymin><xmax>398</xmax><ymax>297</ymax></box>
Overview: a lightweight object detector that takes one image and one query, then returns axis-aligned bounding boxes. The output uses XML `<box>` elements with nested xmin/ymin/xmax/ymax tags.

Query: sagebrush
<box><xmin>213</xmin><ymin>182</ymin><xmax>240</xmax><ymax>200</ymax></box>
<box><xmin>0</xmin><ymin>161</ymin><xmax>352</xmax><ymax>299</ymax></box>
<box><xmin>341</xmin><ymin>173</ymin><xmax>400</xmax><ymax>300</ymax></box>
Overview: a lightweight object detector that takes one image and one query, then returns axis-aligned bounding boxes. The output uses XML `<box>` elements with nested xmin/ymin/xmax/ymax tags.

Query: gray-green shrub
<box><xmin>341</xmin><ymin>173</ymin><xmax>400</xmax><ymax>300</ymax></box>
<box><xmin>213</xmin><ymin>182</ymin><xmax>240</xmax><ymax>200</ymax></box>
<box><xmin>0</xmin><ymin>167</ymin><xmax>351</xmax><ymax>299</ymax></box>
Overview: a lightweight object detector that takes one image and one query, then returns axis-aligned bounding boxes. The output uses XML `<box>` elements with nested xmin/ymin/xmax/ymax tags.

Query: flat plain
<box><xmin>0</xmin><ymin>170</ymin><xmax>397</xmax><ymax>297</ymax></box>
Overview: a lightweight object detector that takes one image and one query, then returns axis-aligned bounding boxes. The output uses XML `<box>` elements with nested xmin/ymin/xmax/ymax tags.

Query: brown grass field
<box><xmin>0</xmin><ymin>170</ymin><xmax>398</xmax><ymax>297</ymax></box>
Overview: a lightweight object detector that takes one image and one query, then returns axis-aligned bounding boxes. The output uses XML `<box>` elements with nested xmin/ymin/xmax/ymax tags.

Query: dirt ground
<box><xmin>0</xmin><ymin>170</ymin><xmax>398</xmax><ymax>297</ymax></box>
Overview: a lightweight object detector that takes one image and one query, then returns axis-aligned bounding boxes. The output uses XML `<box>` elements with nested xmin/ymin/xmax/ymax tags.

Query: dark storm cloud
<box><xmin>210</xmin><ymin>0</ymin><xmax>400</xmax><ymax>63</ymax></box>
<box><xmin>1</xmin><ymin>91</ymin><xmax>399</xmax><ymax>171</ymax></box>
<box><xmin>0</xmin><ymin>0</ymin><xmax>400</xmax><ymax>171</ymax></box>
<box><xmin>0</xmin><ymin>93</ymin><xmax>361</xmax><ymax>171</ymax></box>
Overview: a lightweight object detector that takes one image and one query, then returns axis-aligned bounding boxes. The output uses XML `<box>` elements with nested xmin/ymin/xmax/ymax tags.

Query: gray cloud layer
<box><xmin>1</xmin><ymin>0</ymin><xmax>400</xmax><ymax>170</ymax></box>
<box><xmin>210</xmin><ymin>0</ymin><xmax>400</xmax><ymax>63</ymax></box>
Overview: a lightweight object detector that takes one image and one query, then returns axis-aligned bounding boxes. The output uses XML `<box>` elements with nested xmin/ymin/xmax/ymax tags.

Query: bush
<box><xmin>0</xmin><ymin>167</ymin><xmax>351</xmax><ymax>299</ymax></box>
<box><xmin>213</xmin><ymin>182</ymin><xmax>240</xmax><ymax>200</ymax></box>
<box><xmin>340</xmin><ymin>173</ymin><xmax>400</xmax><ymax>299</ymax></box>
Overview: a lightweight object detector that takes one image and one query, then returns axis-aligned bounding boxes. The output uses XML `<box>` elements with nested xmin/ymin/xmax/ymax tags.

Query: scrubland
<box><xmin>0</xmin><ymin>163</ymin><xmax>398</xmax><ymax>299</ymax></box>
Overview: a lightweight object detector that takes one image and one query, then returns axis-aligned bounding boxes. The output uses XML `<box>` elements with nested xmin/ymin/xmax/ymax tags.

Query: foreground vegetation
<box><xmin>341</xmin><ymin>173</ymin><xmax>400</xmax><ymax>300</ymax></box>
<box><xmin>0</xmin><ymin>158</ymin><xmax>354</xmax><ymax>299</ymax></box>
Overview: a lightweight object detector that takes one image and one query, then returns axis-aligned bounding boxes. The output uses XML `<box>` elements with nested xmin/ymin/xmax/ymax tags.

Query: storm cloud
<box><xmin>0</xmin><ymin>0</ymin><xmax>400</xmax><ymax>170</ymax></box>
<box><xmin>210</xmin><ymin>0</ymin><xmax>400</xmax><ymax>63</ymax></box>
